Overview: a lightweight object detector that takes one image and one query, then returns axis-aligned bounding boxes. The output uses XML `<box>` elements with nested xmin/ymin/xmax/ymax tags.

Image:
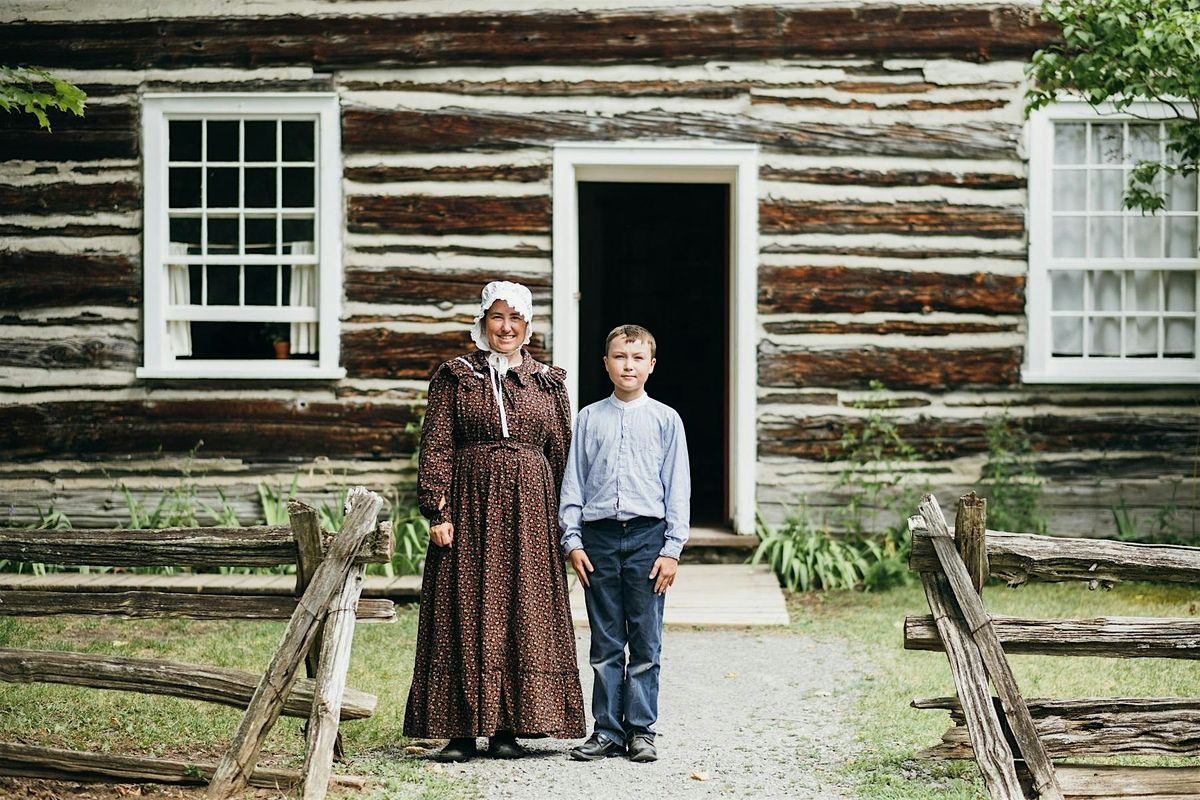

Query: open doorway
<box><xmin>576</xmin><ymin>182</ymin><xmax>729</xmax><ymax>526</ymax></box>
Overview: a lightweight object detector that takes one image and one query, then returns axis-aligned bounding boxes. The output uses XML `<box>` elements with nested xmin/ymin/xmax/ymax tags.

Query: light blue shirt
<box><xmin>558</xmin><ymin>393</ymin><xmax>691</xmax><ymax>559</ymax></box>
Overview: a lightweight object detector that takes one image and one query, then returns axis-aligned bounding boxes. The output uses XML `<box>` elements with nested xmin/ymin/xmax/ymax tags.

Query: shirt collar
<box><xmin>608</xmin><ymin>392</ymin><xmax>650</xmax><ymax>409</ymax></box>
<box><xmin>472</xmin><ymin>348</ymin><xmax>535</xmax><ymax>385</ymax></box>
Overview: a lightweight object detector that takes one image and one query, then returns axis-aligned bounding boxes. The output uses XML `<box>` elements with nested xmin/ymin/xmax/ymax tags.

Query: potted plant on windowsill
<box><xmin>262</xmin><ymin>323</ymin><xmax>290</xmax><ymax>359</ymax></box>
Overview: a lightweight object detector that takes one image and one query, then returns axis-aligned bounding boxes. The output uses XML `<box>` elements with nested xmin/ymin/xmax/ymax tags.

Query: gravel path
<box><xmin>417</xmin><ymin>628</ymin><xmax>864</xmax><ymax>800</ymax></box>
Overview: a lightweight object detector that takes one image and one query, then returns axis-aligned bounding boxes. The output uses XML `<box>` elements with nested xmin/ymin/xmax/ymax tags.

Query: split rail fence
<box><xmin>905</xmin><ymin>491</ymin><xmax>1200</xmax><ymax>800</ymax></box>
<box><xmin>0</xmin><ymin>486</ymin><xmax>395</xmax><ymax>800</ymax></box>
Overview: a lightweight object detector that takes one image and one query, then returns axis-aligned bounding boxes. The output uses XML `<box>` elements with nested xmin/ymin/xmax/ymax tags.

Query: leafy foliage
<box><xmin>980</xmin><ymin>415</ymin><xmax>1049</xmax><ymax>534</ymax></box>
<box><xmin>1026</xmin><ymin>0</ymin><xmax>1200</xmax><ymax>211</ymax></box>
<box><xmin>752</xmin><ymin>509</ymin><xmax>876</xmax><ymax>592</ymax></box>
<box><xmin>0</xmin><ymin>66</ymin><xmax>86</xmax><ymax>130</ymax></box>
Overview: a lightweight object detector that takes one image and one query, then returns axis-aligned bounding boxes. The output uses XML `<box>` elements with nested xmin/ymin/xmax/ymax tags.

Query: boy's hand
<box><xmin>568</xmin><ymin>549</ymin><xmax>594</xmax><ymax>588</ymax></box>
<box><xmin>649</xmin><ymin>556</ymin><xmax>678</xmax><ymax>594</ymax></box>
<box><xmin>429</xmin><ymin>521</ymin><xmax>454</xmax><ymax>548</ymax></box>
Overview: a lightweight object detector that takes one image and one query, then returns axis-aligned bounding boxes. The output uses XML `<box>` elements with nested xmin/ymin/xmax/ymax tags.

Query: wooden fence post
<box><xmin>955</xmin><ymin>492</ymin><xmax>988</xmax><ymax>595</ymax></box>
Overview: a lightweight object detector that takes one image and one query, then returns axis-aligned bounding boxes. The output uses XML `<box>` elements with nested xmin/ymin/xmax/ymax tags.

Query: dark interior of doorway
<box><xmin>577</xmin><ymin>181</ymin><xmax>729</xmax><ymax>526</ymax></box>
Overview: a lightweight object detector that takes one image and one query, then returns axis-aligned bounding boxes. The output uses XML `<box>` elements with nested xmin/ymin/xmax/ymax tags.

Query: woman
<box><xmin>404</xmin><ymin>281</ymin><xmax>586</xmax><ymax>762</ymax></box>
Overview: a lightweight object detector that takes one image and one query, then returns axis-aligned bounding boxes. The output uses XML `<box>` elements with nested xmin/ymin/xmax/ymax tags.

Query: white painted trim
<box><xmin>139</xmin><ymin>93</ymin><xmax>343</xmax><ymax>381</ymax></box>
<box><xmin>552</xmin><ymin>141</ymin><xmax>759</xmax><ymax>535</ymax></box>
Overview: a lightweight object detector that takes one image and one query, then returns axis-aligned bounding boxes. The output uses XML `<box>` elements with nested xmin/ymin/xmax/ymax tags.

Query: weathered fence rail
<box><xmin>0</xmin><ymin>487</ymin><xmax>394</xmax><ymax>800</ymax></box>
<box><xmin>905</xmin><ymin>492</ymin><xmax>1200</xmax><ymax>800</ymax></box>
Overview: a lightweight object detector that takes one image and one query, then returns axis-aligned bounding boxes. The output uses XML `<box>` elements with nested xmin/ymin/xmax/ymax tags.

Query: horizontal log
<box><xmin>0</xmin><ymin>742</ymin><xmax>366</xmax><ymax>791</ymax></box>
<box><xmin>0</xmin><ymin>399</ymin><xmax>420</xmax><ymax>460</ymax></box>
<box><xmin>761</xmin><ymin>242</ymin><xmax>1026</xmax><ymax>261</ymax></box>
<box><xmin>0</xmin><ymin>524</ymin><xmax>393</xmax><ymax>567</ymax></box>
<box><xmin>911</xmin><ymin>530</ymin><xmax>1200</xmax><ymax>586</ymax></box>
<box><xmin>759</xmin><ymin>265</ymin><xmax>1025</xmax><ymax>315</ymax></box>
<box><xmin>0</xmin><ymin>222</ymin><xmax>136</xmax><ymax>238</ymax></box>
<box><xmin>0</xmin><ymin>648</ymin><xmax>374</xmax><ymax>720</ymax></box>
<box><xmin>0</xmin><ymin>8</ymin><xmax>1059</xmax><ymax>70</ymax></box>
<box><xmin>347</xmin><ymin>194</ymin><xmax>550</xmax><ymax>235</ymax></box>
<box><xmin>344</xmin><ymin>107</ymin><xmax>1020</xmax><ymax>160</ymax></box>
<box><xmin>1054</xmin><ymin>764</ymin><xmax>1200</xmax><ymax>798</ymax></box>
<box><xmin>0</xmin><ymin>181</ymin><xmax>139</xmax><ymax>216</ymax></box>
<box><xmin>342</xmin><ymin>328</ymin><xmax>547</xmax><ymax>380</ymax></box>
<box><xmin>345</xmin><ymin>266</ymin><xmax>550</xmax><ymax>306</ymax></box>
<box><xmin>0</xmin><ymin>334</ymin><xmax>138</xmax><ymax>370</ymax></box>
<box><xmin>760</xmin><ymin>319</ymin><xmax>1018</xmax><ymax>336</ymax></box>
<box><xmin>760</xmin><ymin>200</ymin><xmax>1025</xmax><ymax>238</ymax></box>
<box><xmin>904</xmin><ymin>613</ymin><xmax>1200</xmax><ymax>659</ymax></box>
<box><xmin>760</xmin><ymin>166</ymin><xmax>1025</xmax><ymax>190</ymax></box>
<box><xmin>0</xmin><ymin>590</ymin><xmax>396</xmax><ymax>622</ymax></box>
<box><xmin>914</xmin><ymin>695</ymin><xmax>1200</xmax><ymax>758</ymax></box>
<box><xmin>757</xmin><ymin>343</ymin><xmax>1021</xmax><ymax>390</ymax></box>
<box><xmin>345</xmin><ymin>165</ymin><xmax>548</xmax><ymax>183</ymax></box>
<box><xmin>751</xmin><ymin>95</ymin><xmax>1009</xmax><ymax>111</ymax></box>
<box><xmin>0</xmin><ymin>104</ymin><xmax>137</xmax><ymax>161</ymax></box>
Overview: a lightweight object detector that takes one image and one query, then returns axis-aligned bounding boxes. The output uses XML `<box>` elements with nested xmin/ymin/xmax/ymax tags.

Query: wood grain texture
<box><xmin>0</xmin><ymin>590</ymin><xmax>395</xmax><ymax>622</ymax></box>
<box><xmin>0</xmin><ymin>104</ymin><xmax>137</xmax><ymax>160</ymax></box>
<box><xmin>342</xmin><ymin>329</ymin><xmax>547</xmax><ymax>380</ymax></box>
<box><xmin>758</xmin><ymin>266</ymin><xmax>1025</xmax><ymax>315</ymax></box>
<box><xmin>760</xmin><ymin>200</ymin><xmax>1024</xmax><ymax>238</ymax></box>
<box><xmin>345</xmin><ymin>267</ymin><xmax>551</xmax><ymax>307</ymax></box>
<box><xmin>347</xmin><ymin>194</ymin><xmax>550</xmax><ymax>235</ymax></box>
<box><xmin>0</xmin><ymin>334</ymin><xmax>138</xmax><ymax>370</ymax></box>
<box><xmin>1052</xmin><ymin>764</ymin><xmax>1200</xmax><ymax>797</ymax></box>
<box><xmin>0</xmin><ymin>181</ymin><xmax>138</xmax><ymax>216</ymax></box>
<box><xmin>345</xmin><ymin>165</ymin><xmax>548</xmax><ymax>184</ymax></box>
<box><xmin>760</xmin><ymin>319</ymin><xmax>1018</xmax><ymax>336</ymax></box>
<box><xmin>760</xmin><ymin>165</ymin><xmax>1024</xmax><ymax>189</ymax></box>
<box><xmin>757</xmin><ymin>343</ymin><xmax>1022</xmax><ymax>390</ymax></box>
<box><xmin>0</xmin><ymin>252</ymin><xmax>139</xmax><ymax>310</ymax></box>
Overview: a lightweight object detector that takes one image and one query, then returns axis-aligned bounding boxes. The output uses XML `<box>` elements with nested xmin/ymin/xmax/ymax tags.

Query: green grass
<box><xmin>790</xmin><ymin>580</ymin><xmax>1200</xmax><ymax>799</ymax></box>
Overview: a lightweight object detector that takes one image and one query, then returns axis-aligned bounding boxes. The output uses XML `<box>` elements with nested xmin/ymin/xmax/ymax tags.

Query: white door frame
<box><xmin>551</xmin><ymin>141</ymin><xmax>759</xmax><ymax>535</ymax></box>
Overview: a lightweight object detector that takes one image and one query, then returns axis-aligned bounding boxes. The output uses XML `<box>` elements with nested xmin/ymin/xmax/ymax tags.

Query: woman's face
<box><xmin>484</xmin><ymin>300</ymin><xmax>527</xmax><ymax>355</ymax></box>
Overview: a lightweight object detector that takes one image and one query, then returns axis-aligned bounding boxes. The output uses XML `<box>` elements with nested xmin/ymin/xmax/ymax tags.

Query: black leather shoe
<box><xmin>488</xmin><ymin>730</ymin><xmax>527</xmax><ymax>759</ymax></box>
<box><xmin>569</xmin><ymin>732</ymin><xmax>625</xmax><ymax>761</ymax></box>
<box><xmin>627</xmin><ymin>734</ymin><xmax>657</xmax><ymax>762</ymax></box>
<box><xmin>436</xmin><ymin>737</ymin><xmax>478</xmax><ymax>763</ymax></box>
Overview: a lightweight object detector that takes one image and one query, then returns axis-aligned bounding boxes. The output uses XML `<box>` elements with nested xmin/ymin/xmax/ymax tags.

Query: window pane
<box><xmin>1128</xmin><ymin>270</ymin><xmax>1159</xmax><ymax>311</ymax></box>
<box><xmin>207</xmin><ymin>167</ymin><xmax>239</xmax><ymax>208</ymax></box>
<box><xmin>244</xmin><ymin>167</ymin><xmax>276</xmax><ymax>208</ymax></box>
<box><xmin>1090</xmin><ymin>169</ymin><xmax>1125</xmax><ymax>211</ymax></box>
<box><xmin>1166</xmin><ymin>217</ymin><xmax>1197</xmax><ymax>258</ymax></box>
<box><xmin>245</xmin><ymin>217</ymin><xmax>277</xmax><ymax>255</ymax></box>
<box><xmin>1128</xmin><ymin>124</ymin><xmax>1161</xmax><ymax>162</ymax></box>
<box><xmin>207</xmin><ymin>266</ymin><xmax>239</xmax><ymax>305</ymax></box>
<box><xmin>1090</xmin><ymin>123</ymin><xmax>1124</xmax><ymax>165</ymax></box>
<box><xmin>1090</xmin><ymin>216</ymin><xmax>1123</xmax><ymax>257</ymax></box>
<box><xmin>244</xmin><ymin>121</ymin><xmax>276</xmax><ymax>162</ymax></box>
<box><xmin>207</xmin><ymin>120</ymin><xmax>239</xmax><ymax>162</ymax></box>
<box><xmin>1054</xmin><ymin>123</ymin><xmax>1086</xmax><ymax>164</ymax></box>
<box><xmin>1051</xmin><ymin>318</ymin><xmax>1083</xmax><ymax>356</ymax></box>
<box><xmin>168</xmin><ymin>167</ymin><xmax>201</xmax><ymax>208</ymax></box>
<box><xmin>169</xmin><ymin>120</ymin><xmax>201</xmax><ymax>161</ymax></box>
<box><xmin>1053</xmin><ymin>170</ymin><xmax>1087</xmax><ymax>211</ymax></box>
<box><xmin>1051</xmin><ymin>271</ymin><xmax>1084</xmax><ymax>310</ymax></box>
<box><xmin>245</xmin><ymin>265</ymin><xmax>278</xmax><ymax>305</ymax></box>
<box><xmin>283</xmin><ymin>218</ymin><xmax>315</xmax><ymax>249</ymax></box>
<box><xmin>1166</xmin><ymin>171</ymin><xmax>1198</xmax><ymax>212</ymax></box>
<box><xmin>1165</xmin><ymin>271</ymin><xmax>1196</xmax><ymax>311</ymax></box>
<box><xmin>282</xmin><ymin>167</ymin><xmax>314</xmax><ymax>207</ymax></box>
<box><xmin>169</xmin><ymin>216</ymin><xmax>201</xmax><ymax>251</ymax></box>
<box><xmin>185</xmin><ymin>321</ymin><xmax>277</xmax><ymax>360</ymax></box>
<box><xmin>282</xmin><ymin>121</ymin><xmax>315</xmax><ymax>161</ymax></box>
<box><xmin>1092</xmin><ymin>270</ymin><xmax>1121</xmax><ymax>311</ymax></box>
<box><xmin>1053</xmin><ymin>217</ymin><xmax>1086</xmax><ymax>257</ymax></box>
<box><xmin>1090</xmin><ymin>316</ymin><xmax>1121</xmax><ymax>355</ymax></box>
<box><xmin>1128</xmin><ymin>215</ymin><xmax>1161</xmax><ymax>258</ymax></box>
<box><xmin>1126</xmin><ymin>317</ymin><xmax>1158</xmax><ymax>356</ymax></box>
<box><xmin>188</xmin><ymin>264</ymin><xmax>203</xmax><ymax>304</ymax></box>
<box><xmin>1165</xmin><ymin>319</ymin><xmax>1196</xmax><ymax>356</ymax></box>
<box><xmin>207</xmin><ymin>217</ymin><xmax>239</xmax><ymax>255</ymax></box>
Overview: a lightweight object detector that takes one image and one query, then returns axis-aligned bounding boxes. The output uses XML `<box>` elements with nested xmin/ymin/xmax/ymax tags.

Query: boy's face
<box><xmin>604</xmin><ymin>337</ymin><xmax>655</xmax><ymax>395</ymax></box>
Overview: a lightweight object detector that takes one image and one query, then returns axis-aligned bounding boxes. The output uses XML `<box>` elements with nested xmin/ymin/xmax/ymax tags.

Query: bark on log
<box><xmin>909</xmin><ymin>531</ymin><xmax>1200</xmax><ymax>587</ymax></box>
<box><xmin>0</xmin><ymin>590</ymin><xmax>396</xmax><ymax>623</ymax></box>
<box><xmin>0</xmin><ymin>181</ymin><xmax>139</xmax><ymax>216</ymax></box>
<box><xmin>759</xmin><ymin>166</ymin><xmax>1024</xmax><ymax>189</ymax></box>
<box><xmin>0</xmin><ymin>8</ymin><xmax>1059</xmax><ymax>70</ymax></box>
<box><xmin>0</xmin><ymin>648</ymin><xmax>375</xmax><ymax>720</ymax></box>
<box><xmin>914</xmin><ymin>696</ymin><xmax>1200</xmax><ymax>759</ymax></box>
<box><xmin>760</xmin><ymin>200</ymin><xmax>1024</xmax><ymax>238</ymax></box>
<box><xmin>758</xmin><ymin>266</ymin><xmax>1025</xmax><ymax>315</ymax></box>
<box><xmin>760</xmin><ymin>319</ymin><xmax>1018</xmax><ymax>337</ymax></box>
<box><xmin>955</xmin><ymin>492</ymin><xmax>988</xmax><ymax>594</ymax></box>
<box><xmin>0</xmin><ymin>104</ymin><xmax>137</xmax><ymax>160</ymax></box>
<box><xmin>341</xmin><ymin>328</ymin><xmax>547</xmax><ymax>380</ymax></box>
<box><xmin>0</xmin><ymin>524</ymin><xmax>392</xmax><ymax>567</ymax></box>
<box><xmin>0</xmin><ymin>334</ymin><xmax>138</xmax><ymax>370</ymax></box>
<box><xmin>347</xmin><ymin>194</ymin><xmax>550</xmax><ymax>235</ymax></box>
<box><xmin>904</xmin><ymin>613</ymin><xmax>1200</xmax><ymax>660</ymax></box>
<box><xmin>207</xmin><ymin>487</ymin><xmax>383</xmax><ymax>800</ymax></box>
<box><xmin>345</xmin><ymin>165</ymin><xmax>548</xmax><ymax>183</ymax></box>
<box><xmin>345</xmin><ymin>267</ymin><xmax>551</xmax><ymax>307</ymax></box>
<box><xmin>757</xmin><ymin>343</ymin><xmax>1022</xmax><ymax>390</ymax></box>
<box><xmin>0</xmin><ymin>252</ymin><xmax>139</xmax><ymax>310</ymax></box>
<box><xmin>0</xmin><ymin>742</ymin><xmax>366</xmax><ymax>790</ymax></box>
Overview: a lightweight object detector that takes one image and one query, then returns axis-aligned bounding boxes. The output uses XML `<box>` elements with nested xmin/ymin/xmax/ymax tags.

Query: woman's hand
<box><xmin>429</xmin><ymin>521</ymin><xmax>454</xmax><ymax>548</ymax></box>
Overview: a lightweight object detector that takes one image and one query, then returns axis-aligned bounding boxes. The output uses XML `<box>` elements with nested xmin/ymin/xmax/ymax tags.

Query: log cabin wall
<box><xmin>0</xmin><ymin>1</ymin><xmax>1196</xmax><ymax>535</ymax></box>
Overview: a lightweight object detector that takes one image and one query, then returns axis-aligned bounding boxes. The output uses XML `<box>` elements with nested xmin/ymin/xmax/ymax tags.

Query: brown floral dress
<box><xmin>403</xmin><ymin>348</ymin><xmax>586</xmax><ymax>739</ymax></box>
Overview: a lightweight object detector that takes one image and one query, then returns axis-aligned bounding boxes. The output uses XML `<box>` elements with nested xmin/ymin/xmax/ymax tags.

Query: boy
<box><xmin>559</xmin><ymin>324</ymin><xmax>691</xmax><ymax>763</ymax></box>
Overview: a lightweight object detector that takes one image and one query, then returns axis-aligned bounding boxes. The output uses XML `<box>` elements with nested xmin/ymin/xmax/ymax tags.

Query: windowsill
<box><xmin>1022</xmin><ymin>368</ymin><xmax>1200</xmax><ymax>385</ymax></box>
<box><xmin>137</xmin><ymin>364</ymin><xmax>346</xmax><ymax>381</ymax></box>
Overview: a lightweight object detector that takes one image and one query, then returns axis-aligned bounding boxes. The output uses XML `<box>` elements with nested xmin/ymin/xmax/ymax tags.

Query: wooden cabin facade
<box><xmin>1</xmin><ymin>1</ymin><xmax>1197</xmax><ymax>537</ymax></box>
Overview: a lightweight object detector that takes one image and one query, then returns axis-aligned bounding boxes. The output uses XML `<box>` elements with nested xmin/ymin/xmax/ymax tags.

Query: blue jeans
<box><xmin>580</xmin><ymin>516</ymin><xmax>667</xmax><ymax>745</ymax></box>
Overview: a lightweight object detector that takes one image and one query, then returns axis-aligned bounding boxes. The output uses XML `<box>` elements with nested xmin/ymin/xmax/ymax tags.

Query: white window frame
<box><xmin>552</xmin><ymin>142</ymin><xmax>759</xmax><ymax>535</ymax></box>
<box><xmin>1026</xmin><ymin>99</ymin><xmax>1200</xmax><ymax>384</ymax></box>
<box><xmin>137</xmin><ymin>93</ymin><xmax>345</xmax><ymax>380</ymax></box>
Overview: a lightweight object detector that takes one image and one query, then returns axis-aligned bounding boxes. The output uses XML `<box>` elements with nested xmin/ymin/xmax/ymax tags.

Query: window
<box><xmin>1026</xmin><ymin>101</ymin><xmax>1199</xmax><ymax>383</ymax></box>
<box><xmin>138</xmin><ymin>94</ymin><xmax>344</xmax><ymax>379</ymax></box>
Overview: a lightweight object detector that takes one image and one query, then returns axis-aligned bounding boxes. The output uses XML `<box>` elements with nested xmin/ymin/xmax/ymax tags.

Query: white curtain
<box><xmin>288</xmin><ymin>240</ymin><xmax>318</xmax><ymax>355</ymax></box>
<box><xmin>167</xmin><ymin>242</ymin><xmax>192</xmax><ymax>357</ymax></box>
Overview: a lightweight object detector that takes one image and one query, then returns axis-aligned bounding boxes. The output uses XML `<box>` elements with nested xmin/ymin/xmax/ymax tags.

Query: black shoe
<box><xmin>488</xmin><ymin>730</ymin><xmax>527</xmax><ymax>759</ymax></box>
<box><xmin>627</xmin><ymin>735</ymin><xmax>657</xmax><ymax>763</ymax></box>
<box><xmin>436</xmin><ymin>737</ymin><xmax>478</xmax><ymax>763</ymax></box>
<box><xmin>569</xmin><ymin>732</ymin><xmax>625</xmax><ymax>761</ymax></box>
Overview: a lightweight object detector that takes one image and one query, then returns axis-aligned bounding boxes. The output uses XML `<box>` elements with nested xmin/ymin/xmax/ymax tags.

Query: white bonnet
<box><xmin>471</xmin><ymin>280</ymin><xmax>534</xmax><ymax>352</ymax></box>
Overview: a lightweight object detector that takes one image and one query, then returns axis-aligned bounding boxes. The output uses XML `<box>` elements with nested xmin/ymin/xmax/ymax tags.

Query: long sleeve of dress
<box><xmin>542</xmin><ymin>366</ymin><xmax>572</xmax><ymax>503</ymax></box>
<box><xmin>417</xmin><ymin>363</ymin><xmax>457</xmax><ymax>526</ymax></box>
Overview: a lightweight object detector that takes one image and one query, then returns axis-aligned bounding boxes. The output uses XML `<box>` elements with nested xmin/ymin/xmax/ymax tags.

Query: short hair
<box><xmin>605</xmin><ymin>324</ymin><xmax>656</xmax><ymax>358</ymax></box>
